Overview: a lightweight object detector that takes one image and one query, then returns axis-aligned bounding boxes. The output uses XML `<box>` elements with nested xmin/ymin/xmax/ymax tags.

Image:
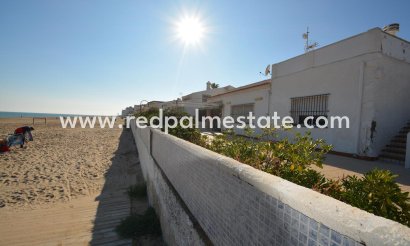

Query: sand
<box><xmin>0</xmin><ymin>117</ymin><xmax>154</xmax><ymax>245</ymax></box>
<box><xmin>0</xmin><ymin>117</ymin><xmax>123</xmax><ymax>209</ymax></box>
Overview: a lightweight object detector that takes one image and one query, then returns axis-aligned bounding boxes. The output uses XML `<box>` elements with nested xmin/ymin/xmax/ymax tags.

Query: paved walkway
<box><xmin>0</xmin><ymin>195</ymin><xmax>131</xmax><ymax>246</ymax></box>
<box><xmin>313</xmin><ymin>154</ymin><xmax>410</xmax><ymax>193</ymax></box>
<box><xmin>0</xmin><ymin>130</ymin><xmax>141</xmax><ymax>246</ymax></box>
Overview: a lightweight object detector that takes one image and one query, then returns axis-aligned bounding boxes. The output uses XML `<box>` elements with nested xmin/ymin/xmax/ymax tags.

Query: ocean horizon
<box><xmin>0</xmin><ymin>111</ymin><xmax>91</xmax><ymax>118</ymax></box>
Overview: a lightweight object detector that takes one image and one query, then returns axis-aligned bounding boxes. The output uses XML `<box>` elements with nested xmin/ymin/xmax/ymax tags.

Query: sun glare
<box><xmin>175</xmin><ymin>15</ymin><xmax>205</xmax><ymax>46</ymax></box>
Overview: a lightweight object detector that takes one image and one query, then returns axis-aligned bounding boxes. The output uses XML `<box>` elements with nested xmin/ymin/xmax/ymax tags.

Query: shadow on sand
<box><xmin>90</xmin><ymin>129</ymin><xmax>141</xmax><ymax>245</ymax></box>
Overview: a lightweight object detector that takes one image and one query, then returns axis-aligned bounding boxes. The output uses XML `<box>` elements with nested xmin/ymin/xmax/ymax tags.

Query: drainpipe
<box><xmin>406</xmin><ymin>132</ymin><xmax>410</xmax><ymax>169</ymax></box>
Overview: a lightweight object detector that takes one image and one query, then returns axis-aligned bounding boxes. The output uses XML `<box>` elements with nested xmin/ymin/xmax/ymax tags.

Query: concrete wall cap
<box><xmin>147</xmin><ymin>127</ymin><xmax>410</xmax><ymax>245</ymax></box>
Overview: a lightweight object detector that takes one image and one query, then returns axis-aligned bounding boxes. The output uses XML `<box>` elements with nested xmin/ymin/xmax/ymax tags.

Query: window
<box><xmin>231</xmin><ymin>103</ymin><xmax>254</xmax><ymax>122</ymax></box>
<box><xmin>182</xmin><ymin>95</ymin><xmax>191</xmax><ymax>101</ymax></box>
<box><xmin>290</xmin><ymin>94</ymin><xmax>329</xmax><ymax>126</ymax></box>
<box><xmin>202</xmin><ymin>95</ymin><xmax>210</xmax><ymax>102</ymax></box>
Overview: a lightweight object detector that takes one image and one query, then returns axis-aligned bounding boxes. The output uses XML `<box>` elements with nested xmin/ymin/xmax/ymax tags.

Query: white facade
<box><xmin>160</xmin><ymin>99</ymin><xmax>180</xmax><ymax>110</ymax></box>
<box><xmin>146</xmin><ymin>101</ymin><xmax>165</xmax><ymax>109</ymax></box>
<box><xmin>208</xmin><ymin>80</ymin><xmax>271</xmax><ymax>134</ymax></box>
<box><xmin>181</xmin><ymin>82</ymin><xmax>235</xmax><ymax>116</ymax></box>
<box><xmin>210</xmin><ymin>28</ymin><xmax>410</xmax><ymax>157</ymax></box>
<box><xmin>126</xmin><ymin>27</ymin><xmax>409</xmax><ymax>158</ymax></box>
<box><xmin>269</xmin><ymin>28</ymin><xmax>410</xmax><ymax>157</ymax></box>
<box><xmin>121</xmin><ymin>106</ymin><xmax>134</xmax><ymax>117</ymax></box>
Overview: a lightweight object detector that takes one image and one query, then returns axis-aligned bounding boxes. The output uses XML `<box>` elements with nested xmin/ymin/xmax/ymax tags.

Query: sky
<box><xmin>1</xmin><ymin>0</ymin><xmax>409</xmax><ymax>115</ymax></box>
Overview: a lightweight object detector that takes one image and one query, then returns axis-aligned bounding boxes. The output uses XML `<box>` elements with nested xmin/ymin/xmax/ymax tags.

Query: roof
<box><xmin>269</xmin><ymin>27</ymin><xmax>410</xmax><ymax>79</ymax></box>
<box><xmin>209</xmin><ymin>79</ymin><xmax>271</xmax><ymax>98</ymax></box>
<box><xmin>182</xmin><ymin>85</ymin><xmax>235</xmax><ymax>99</ymax></box>
<box><xmin>148</xmin><ymin>101</ymin><xmax>165</xmax><ymax>104</ymax></box>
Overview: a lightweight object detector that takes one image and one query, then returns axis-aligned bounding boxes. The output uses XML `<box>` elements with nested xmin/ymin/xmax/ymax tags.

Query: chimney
<box><xmin>383</xmin><ymin>23</ymin><xmax>399</xmax><ymax>36</ymax></box>
<box><xmin>206</xmin><ymin>81</ymin><xmax>212</xmax><ymax>90</ymax></box>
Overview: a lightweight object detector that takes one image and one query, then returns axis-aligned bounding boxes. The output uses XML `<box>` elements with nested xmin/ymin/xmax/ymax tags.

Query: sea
<box><xmin>0</xmin><ymin>111</ymin><xmax>84</xmax><ymax>118</ymax></box>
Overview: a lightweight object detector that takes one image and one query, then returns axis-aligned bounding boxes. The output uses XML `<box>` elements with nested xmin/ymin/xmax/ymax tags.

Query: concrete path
<box><xmin>0</xmin><ymin>195</ymin><xmax>131</xmax><ymax>246</ymax></box>
<box><xmin>313</xmin><ymin>154</ymin><xmax>410</xmax><ymax>193</ymax></box>
<box><xmin>0</xmin><ymin>130</ymin><xmax>140</xmax><ymax>245</ymax></box>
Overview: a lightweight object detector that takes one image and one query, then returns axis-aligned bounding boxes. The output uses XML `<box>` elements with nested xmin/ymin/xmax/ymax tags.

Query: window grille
<box><xmin>231</xmin><ymin>103</ymin><xmax>254</xmax><ymax>122</ymax></box>
<box><xmin>290</xmin><ymin>94</ymin><xmax>329</xmax><ymax>126</ymax></box>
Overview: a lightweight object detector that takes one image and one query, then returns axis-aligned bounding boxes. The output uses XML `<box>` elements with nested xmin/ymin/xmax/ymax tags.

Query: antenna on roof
<box><xmin>264</xmin><ymin>64</ymin><xmax>271</xmax><ymax>76</ymax></box>
<box><xmin>260</xmin><ymin>65</ymin><xmax>271</xmax><ymax>77</ymax></box>
<box><xmin>303</xmin><ymin>27</ymin><xmax>318</xmax><ymax>52</ymax></box>
<box><xmin>383</xmin><ymin>23</ymin><xmax>399</xmax><ymax>36</ymax></box>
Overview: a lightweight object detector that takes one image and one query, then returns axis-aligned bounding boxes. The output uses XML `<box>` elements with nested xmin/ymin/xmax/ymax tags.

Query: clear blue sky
<box><xmin>1</xmin><ymin>0</ymin><xmax>409</xmax><ymax>115</ymax></box>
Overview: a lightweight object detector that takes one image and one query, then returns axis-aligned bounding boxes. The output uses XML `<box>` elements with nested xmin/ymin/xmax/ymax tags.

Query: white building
<box><xmin>180</xmin><ymin>82</ymin><xmax>235</xmax><ymax>116</ymax></box>
<box><xmin>208</xmin><ymin>79</ymin><xmax>271</xmax><ymax>134</ymax></box>
<box><xmin>142</xmin><ymin>101</ymin><xmax>165</xmax><ymax>110</ymax></box>
<box><xmin>210</xmin><ymin>27</ymin><xmax>410</xmax><ymax>160</ymax></box>
<box><xmin>160</xmin><ymin>99</ymin><xmax>181</xmax><ymax>110</ymax></box>
<box><xmin>121</xmin><ymin>106</ymin><xmax>134</xmax><ymax>117</ymax></box>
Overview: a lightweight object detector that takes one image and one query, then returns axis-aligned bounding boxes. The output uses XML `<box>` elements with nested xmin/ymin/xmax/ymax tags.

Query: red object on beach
<box><xmin>14</xmin><ymin>127</ymin><xmax>25</xmax><ymax>134</ymax></box>
<box><xmin>0</xmin><ymin>144</ymin><xmax>10</xmax><ymax>153</ymax></box>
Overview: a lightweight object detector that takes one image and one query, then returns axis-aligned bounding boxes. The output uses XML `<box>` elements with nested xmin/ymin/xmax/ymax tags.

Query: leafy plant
<box><xmin>342</xmin><ymin>169</ymin><xmax>410</xmax><ymax>226</ymax></box>
<box><xmin>127</xmin><ymin>183</ymin><xmax>147</xmax><ymax>199</ymax></box>
<box><xmin>116</xmin><ymin>207</ymin><xmax>162</xmax><ymax>238</ymax></box>
<box><xmin>201</xmin><ymin>128</ymin><xmax>410</xmax><ymax>227</ymax></box>
<box><xmin>134</xmin><ymin>107</ymin><xmax>161</xmax><ymax>123</ymax></box>
<box><xmin>270</xmin><ymin>131</ymin><xmax>332</xmax><ymax>171</ymax></box>
<box><xmin>210</xmin><ymin>82</ymin><xmax>219</xmax><ymax>88</ymax></box>
<box><xmin>135</xmin><ymin>107</ymin><xmax>206</xmax><ymax>146</ymax></box>
<box><xmin>206</xmin><ymin>128</ymin><xmax>332</xmax><ymax>175</ymax></box>
<box><xmin>206</xmin><ymin>129</ymin><xmax>260</xmax><ymax>165</ymax></box>
<box><xmin>136</xmin><ymin>108</ymin><xmax>410</xmax><ymax>227</ymax></box>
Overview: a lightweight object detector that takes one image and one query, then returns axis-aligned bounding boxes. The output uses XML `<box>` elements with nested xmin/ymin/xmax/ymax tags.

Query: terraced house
<box><xmin>209</xmin><ymin>27</ymin><xmax>410</xmax><ymax>165</ymax></box>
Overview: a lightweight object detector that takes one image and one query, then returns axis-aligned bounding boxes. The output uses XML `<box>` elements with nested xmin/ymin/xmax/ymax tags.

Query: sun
<box><xmin>175</xmin><ymin>15</ymin><xmax>205</xmax><ymax>46</ymax></box>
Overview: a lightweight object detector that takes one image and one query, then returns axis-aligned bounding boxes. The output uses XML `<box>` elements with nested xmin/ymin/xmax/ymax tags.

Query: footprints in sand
<box><xmin>0</xmin><ymin>125</ymin><xmax>122</xmax><ymax>208</ymax></box>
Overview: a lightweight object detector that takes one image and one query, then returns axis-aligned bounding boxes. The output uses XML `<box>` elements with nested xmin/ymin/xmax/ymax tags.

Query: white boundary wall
<box><xmin>131</xmin><ymin>122</ymin><xmax>410</xmax><ymax>246</ymax></box>
<box><xmin>131</xmin><ymin>125</ymin><xmax>207</xmax><ymax>245</ymax></box>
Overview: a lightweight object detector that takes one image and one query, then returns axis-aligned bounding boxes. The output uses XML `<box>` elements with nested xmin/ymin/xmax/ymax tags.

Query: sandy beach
<box><xmin>0</xmin><ymin>117</ymin><xmax>147</xmax><ymax>245</ymax></box>
<box><xmin>0</xmin><ymin>118</ymin><xmax>125</xmax><ymax>209</ymax></box>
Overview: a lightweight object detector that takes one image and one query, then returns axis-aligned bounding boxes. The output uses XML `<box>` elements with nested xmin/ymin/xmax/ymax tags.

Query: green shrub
<box><xmin>163</xmin><ymin>108</ymin><xmax>206</xmax><ymax>145</ymax></box>
<box><xmin>342</xmin><ymin>169</ymin><xmax>410</xmax><ymax>226</ymax></box>
<box><xmin>270</xmin><ymin>131</ymin><xmax>332</xmax><ymax>171</ymax></box>
<box><xmin>280</xmin><ymin>167</ymin><xmax>324</xmax><ymax>187</ymax></box>
<box><xmin>134</xmin><ymin>108</ymin><xmax>161</xmax><ymax>122</ymax></box>
<box><xmin>202</xmin><ymin>128</ymin><xmax>410</xmax><ymax>227</ymax></box>
<box><xmin>206</xmin><ymin>128</ymin><xmax>331</xmax><ymax>174</ymax></box>
<box><xmin>136</xmin><ymin>109</ymin><xmax>410</xmax><ymax>226</ymax></box>
<box><xmin>116</xmin><ymin>207</ymin><xmax>162</xmax><ymax>238</ymax></box>
<box><xmin>206</xmin><ymin>129</ymin><xmax>260</xmax><ymax>165</ymax></box>
<box><xmin>135</xmin><ymin>107</ymin><xmax>206</xmax><ymax>146</ymax></box>
<box><xmin>127</xmin><ymin>183</ymin><xmax>147</xmax><ymax>199</ymax></box>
